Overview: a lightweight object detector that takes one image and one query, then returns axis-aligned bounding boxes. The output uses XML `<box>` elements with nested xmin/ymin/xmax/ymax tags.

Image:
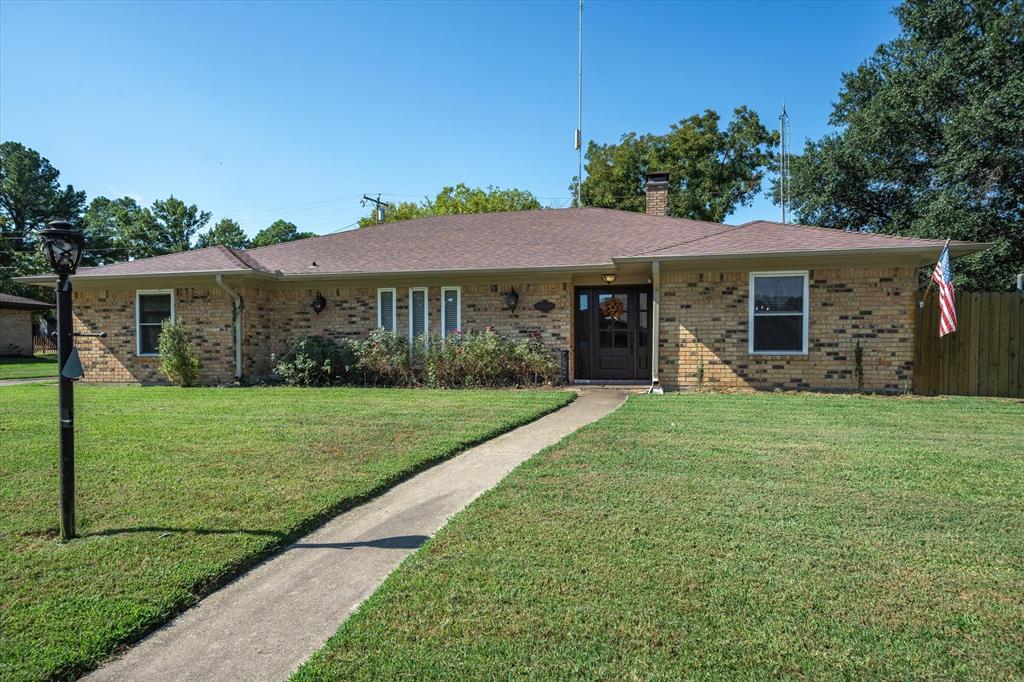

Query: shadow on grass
<box><xmin>83</xmin><ymin>526</ymin><xmax>285</xmax><ymax>539</ymax></box>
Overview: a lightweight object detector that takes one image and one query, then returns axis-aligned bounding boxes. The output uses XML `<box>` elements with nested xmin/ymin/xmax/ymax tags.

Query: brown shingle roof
<box><xmin>19</xmin><ymin>208</ymin><xmax>989</xmax><ymax>282</ymax></box>
<box><xmin>0</xmin><ymin>293</ymin><xmax>54</xmax><ymax>310</ymax></box>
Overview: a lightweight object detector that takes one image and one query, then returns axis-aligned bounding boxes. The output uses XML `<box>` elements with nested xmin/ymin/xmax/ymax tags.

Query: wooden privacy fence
<box><xmin>915</xmin><ymin>290</ymin><xmax>1023</xmax><ymax>398</ymax></box>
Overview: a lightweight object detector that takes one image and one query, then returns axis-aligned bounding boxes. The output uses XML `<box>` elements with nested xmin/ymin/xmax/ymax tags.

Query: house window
<box><xmin>377</xmin><ymin>288</ymin><xmax>396</xmax><ymax>332</ymax></box>
<box><xmin>136</xmin><ymin>290</ymin><xmax>174</xmax><ymax>356</ymax></box>
<box><xmin>409</xmin><ymin>287</ymin><xmax>428</xmax><ymax>344</ymax></box>
<box><xmin>749</xmin><ymin>272</ymin><xmax>808</xmax><ymax>355</ymax></box>
<box><xmin>441</xmin><ymin>286</ymin><xmax>461</xmax><ymax>338</ymax></box>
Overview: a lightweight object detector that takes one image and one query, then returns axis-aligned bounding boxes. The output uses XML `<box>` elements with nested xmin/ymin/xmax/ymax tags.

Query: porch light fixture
<box><xmin>37</xmin><ymin>220</ymin><xmax>87</xmax><ymax>542</ymax></box>
<box><xmin>311</xmin><ymin>291</ymin><xmax>327</xmax><ymax>315</ymax></box>
<box><xmin>602</xmin><ymin>273</ymin><xmax>617</xmax><ymax>284</ymax></box>
<box><xmin>505</xmin><ymin>287</ymin><xmax>519</xmax><ymax>313</ymax></box>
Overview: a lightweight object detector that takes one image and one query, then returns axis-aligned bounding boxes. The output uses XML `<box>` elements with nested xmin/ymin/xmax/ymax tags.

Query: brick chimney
<box><xmin>645</xmin><ymin>171</ymin><xmax>669</xmax><ymax>216</ymax></box>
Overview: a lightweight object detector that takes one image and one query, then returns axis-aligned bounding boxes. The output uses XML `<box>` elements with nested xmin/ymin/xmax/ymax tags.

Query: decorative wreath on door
<box><xmin>600</xmin><ymin>297</ymin><xmax>625</xmax><ymax>320</ymax></box>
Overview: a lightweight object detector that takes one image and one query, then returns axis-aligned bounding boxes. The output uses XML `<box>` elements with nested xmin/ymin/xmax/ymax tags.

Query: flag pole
<box><xmin>919</xmin><ymin>238</ymin><xmax>950</xmax><ymax>309</ymax></box>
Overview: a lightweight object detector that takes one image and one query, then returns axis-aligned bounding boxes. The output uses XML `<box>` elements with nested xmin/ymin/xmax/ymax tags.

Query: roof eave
<box><xmin>13</xmin><ymin>269</ymin><xmax>278</xmax><ymax>286</ymax></box>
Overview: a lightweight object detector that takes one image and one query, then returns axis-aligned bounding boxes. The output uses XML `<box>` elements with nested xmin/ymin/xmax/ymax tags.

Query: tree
<box><xmin>0</xmin><ymin>142</ymin><xmax>85</xmax><ymax>297</ymax></box>
<box><xmin>250</xmin><ymin>219</ymin><xmax>315</xmax><ymax>247</ymax></box>
<box><xmin>81</xmin><ymin>196</ymin><xmax>143</xmax><ymax>265</ymax></box>
<box><xmin>572</xmin><ymin>108</ymin><xmax>778</xmax><ymax>222</ymax></box>
<box><xmin>129</xmin><ymin>196</ymin><xmax>210</xmax><ymax>259</ymax></box>
<box><xmin>358</xmin><ymin>184</ymin><xmax>543</xmax><ymax>227</ymax></box>
<box><xmin>197</xmin><ymin>218</ymin><xmax>249</xmax><ymax>249</ymax></box>
<box><xmin>779</xmin><ymin>0</ymin><xmax>1024</xmax><ymax>291</ymax></box>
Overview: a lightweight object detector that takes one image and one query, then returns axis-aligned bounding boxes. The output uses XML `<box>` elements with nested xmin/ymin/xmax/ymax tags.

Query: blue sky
<box><xmin>1</xmin><ymin>0</ymin><xmax>899</xmax><ymax>238</ymax></box>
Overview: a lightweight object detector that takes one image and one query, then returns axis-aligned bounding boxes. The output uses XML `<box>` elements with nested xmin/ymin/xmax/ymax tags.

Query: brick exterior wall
<box><xmin>68</xmin><ymin>267</ymin><xmax>916</xmax><ymax>391</ymax></box>
<box><xmin>658</xmin><ymin>267</ymin><xmax>917</xmax><ymax>393</ymax></box>
<box><xmin>73</xmin><ymin>279</ymin><xmax>572</xmax><ymax>384</ymax></box>
<box><xmin>72</xmin><ymin>287</ymin><xmax>236</xmax><ymax>384</ymax></box>
<box><xmin>0</xmin><ymin>309</ymin><xmax>34</xmax><ymax>355</ymax></box>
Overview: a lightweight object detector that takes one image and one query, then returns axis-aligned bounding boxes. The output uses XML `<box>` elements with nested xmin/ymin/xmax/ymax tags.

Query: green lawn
<box><xmin>0</xmin><ymin>353</ymin><xmax>57</xmax><ymax>380</ymax></box>
<box><xmin>0</xmin><ymin>384</ymin><xmax>572</xmax><ymax>681</ymax></box>
<box><xmin>297</xmin><ymin>393</ymin><xmax>1024</xmax><ymax>680</ymax></box>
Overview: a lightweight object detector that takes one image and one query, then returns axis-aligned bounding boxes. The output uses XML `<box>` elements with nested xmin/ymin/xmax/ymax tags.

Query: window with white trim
<box><xmin>749</xmin><ymin>272</ymin><xmax>808</xmax><ymax>354</ymax></box>
<box><xmin>408</xmin><ymin>287</ymin><xmax>428</xmax><ymax>344</ymax></box>
<box><xmin>377</xmin><ymin>288</ymin><xmax>396</xmax><ymax>332</ymax></box>
<box><xmin>441</xmin><ymin>286</ymin><xmax>461</xmax><ymax>338</ymax></box>
<box><xmin>136</xmin><ymin>290</ymin><xmax>174</xmax><ymax>356</ymax></box>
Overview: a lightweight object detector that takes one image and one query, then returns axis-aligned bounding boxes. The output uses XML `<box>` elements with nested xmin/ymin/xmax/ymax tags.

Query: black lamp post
<box><xmin>38</xmin><ymin>220</ymin><xmax>86</xmax><ymax>542</ymax></box>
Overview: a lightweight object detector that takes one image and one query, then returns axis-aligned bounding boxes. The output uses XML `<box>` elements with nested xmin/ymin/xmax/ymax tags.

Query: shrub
<box><xmin>355</xmin><ymin>329</ymin><xmax>414</xmax><ymax>386</ymax></box>
<box><xmin>423</xmin><ymin>329</ymin><xmax>558</xmax><ymax>388</ymax></box>
<box><xmin>157</xmin><ymin>320</ymin><xmax>201</xmax><ymax>387</ymax></box>
<box><xmin>273</xmin><ymin>336</ymin><xmax>356</xmax><ymax>386</ymax></box>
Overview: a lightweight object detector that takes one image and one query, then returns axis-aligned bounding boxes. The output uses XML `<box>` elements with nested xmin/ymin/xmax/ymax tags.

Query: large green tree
<box><xmin>134</xmin><ymin>196</ymin><xmax>210</xmax><ymax>258</ymax></box>
<box><xmin>573</xmin><ymin>108</ymin><xmax>778</xmax><ymax>222</ymax></box>
<box><xmin>196</xmin><ymin>218</ymin><xmax>249</xmax><ymax>249</ymax></box>
<box><xmin>780</xmin><ymin>0</ymin><xmax>1023</xmax><ymax>291</ymax></box>
<box><xmin>80</xmin><ymin>196</ymin><xmax>144</xmax><ymax>265</ymax></box>
<box><xmin>0</xmin><ymin>142</ymin><xmax>86</xmax><ymax>297</ymax></box>
<box><xmin>250</xmin><ymin>219</ymin><xmax>315</xmax><ymax>248</ymax></box>
<box><xmin>358</xmin><ymin>184</ymin><xmax>542</xmax><ymax>227</ymax></box>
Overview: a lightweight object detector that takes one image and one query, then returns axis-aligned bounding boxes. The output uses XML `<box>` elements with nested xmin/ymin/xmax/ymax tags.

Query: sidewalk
<box><xmin>87</xmin><ymin>388</ymin><xmax>629</xmax><ymax>682</ymax></box>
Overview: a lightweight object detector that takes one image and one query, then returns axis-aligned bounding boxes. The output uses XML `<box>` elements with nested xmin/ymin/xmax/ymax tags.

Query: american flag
<box><xmin>931</xmin><ymin>243</ymin><xmax>957</xmax><ymax>337</ymax></box>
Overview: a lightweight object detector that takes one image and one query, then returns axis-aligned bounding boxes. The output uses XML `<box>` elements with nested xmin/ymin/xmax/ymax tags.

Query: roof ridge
<box><xmin>741</xmin><ymin>220</ymin><xmax>949</xmax><ymax>244</ymax></box>
<box><xmin>220</xmin><ymin>245</ymin><xmax>267</xmax><ymax>272</ymax></box>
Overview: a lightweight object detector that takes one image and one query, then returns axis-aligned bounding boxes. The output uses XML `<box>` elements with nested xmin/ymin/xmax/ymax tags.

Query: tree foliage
<box><xmin>197</xmin><ymin>218</ymin><xmax>249</xmax><ymax>249</ymax></box>
<box><xmin>780</xmin><ymin>0</ymin><xmax>1024</xmax><ymax>291</ymax></box>
<box><xmin>573</xmin><ymin>108</ymin><xmax>778</xmax><ymax>222</ymax></box>
<box><xmin>250</xmin><ymin>219</ymin><xmax>315</xmax><ymax>248</ymax></box>
<box><xmin>358</xmin><ymin>184</ymin><xmax>542</xmax><ymax>227</ymax></box>
<box><xmin>0</xmin><ymin>142</ymin><xmax>86</xmax><ymax>298</ymax></box>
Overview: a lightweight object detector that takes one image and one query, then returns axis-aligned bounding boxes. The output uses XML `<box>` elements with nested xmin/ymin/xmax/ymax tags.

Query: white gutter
<box><xmin>215</xmin><ymin>275</ymin><xmax>243</xmax><ymax>381</ymax></box>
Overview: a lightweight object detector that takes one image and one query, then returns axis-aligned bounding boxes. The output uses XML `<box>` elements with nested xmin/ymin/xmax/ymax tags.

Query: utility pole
<box><xmin>361</xmin><ymin>194</ymin><xmax>391</xmax><ymax>224</ymax></box>
<box><xmin>575</xmin><ymin>0</ymin><xmax>583</xmax><ymax>208</ymax></box>
<box><xmin>779</xmin><ymin>104</ymin><xmax>791</xmax><ymax>224</ymax></box>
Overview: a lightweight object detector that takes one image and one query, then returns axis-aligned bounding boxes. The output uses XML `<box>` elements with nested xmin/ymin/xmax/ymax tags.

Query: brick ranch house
<box><xmin>0</xmin><ymin>293</ymin><xmax>54</xmax><ymax>356</ymax></box>
<box><xmin>19</xmin><ymin>175</ymin><xmax>987</xmax><ymax>391</ymax></box>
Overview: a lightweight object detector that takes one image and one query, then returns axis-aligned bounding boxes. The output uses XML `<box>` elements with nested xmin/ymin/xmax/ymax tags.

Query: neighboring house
<box><xmin>18</xmin><ymin>174</ymin><xmax>987</xmax><ymax>391</ymax></box>
<box><xmin>0</xmin><ymin>293</ymin><xmax>54</xmax><ymax>356</ymax></box>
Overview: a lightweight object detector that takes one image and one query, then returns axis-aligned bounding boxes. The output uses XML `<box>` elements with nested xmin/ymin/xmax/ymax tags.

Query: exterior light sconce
<box><xmin>602</xmin><ymin>273</ymin><xmax>617</xmax><ymax>285</ymax></box>
<box><xmin>311</xmin><ymin>291</ymin><xmax>327</xmax><ymax>315</ymax></box>
<box><xmin>505</xmin><ymin>287</ymin><xmax>520</xmax><ymax>313</ymax></box>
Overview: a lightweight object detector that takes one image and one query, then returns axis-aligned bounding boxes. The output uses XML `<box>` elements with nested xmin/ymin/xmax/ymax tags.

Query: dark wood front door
<box><xmin>574</xmin><ymin>286</ymin><xmax>652</xmax><ymax>381</ymax></box>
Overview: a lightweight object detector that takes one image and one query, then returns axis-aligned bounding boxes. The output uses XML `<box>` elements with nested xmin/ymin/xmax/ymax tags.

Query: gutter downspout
<box><xmin>648</xmin><ymin>260</ymin><xmax>663</xmax><ymax>394</ymax></box>
<box><xmin>215</xmin><ymin>275</ymin><xmax>243</xmax><ymax>381</ymax></box>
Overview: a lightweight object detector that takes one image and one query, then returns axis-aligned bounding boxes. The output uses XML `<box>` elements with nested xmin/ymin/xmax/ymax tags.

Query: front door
<box><xmin>574</xmin><ymin>286</ymin><xmax>652</xmax><ymax>381</ymax></box>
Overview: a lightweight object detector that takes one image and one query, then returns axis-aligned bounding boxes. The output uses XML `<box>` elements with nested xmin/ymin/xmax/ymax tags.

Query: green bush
<box><xmin>273</xmin><ymin>336</ymin><xmax>356</xmax><ymax>386</ymax></box>
<box><xmin>157</xmin><ymin>320</ymin><xmax>201</xmax><ymax>387</ymax></box>
<box><xmin>421</xmin><ymin>329</ymin><xmax>558</xmax><ymax>388</ymax></box>
<box><xmin>355</xmin><ymin>328</ymin><xmax>414</xmax><ymax>386</ymax></box>
<box><xmin>275</xmin><ymin>328</ymin><xmax>559</xmax><ymax>389</ymax></box>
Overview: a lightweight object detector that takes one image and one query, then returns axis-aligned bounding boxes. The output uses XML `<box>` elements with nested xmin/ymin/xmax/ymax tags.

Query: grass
<box><xmin>0</xmin><ymin>353</ymin><xmax>57</xmax><ymax>380</ymax></box>
<box><xmin>296</xmin><ymin>393</ymin><xmax>1024</xmax><ymax>680</ymax></box>
<box><xmin>0</xmin><ymin>384</ymin><xmax>573</xmax><ymax>681</ymax></box>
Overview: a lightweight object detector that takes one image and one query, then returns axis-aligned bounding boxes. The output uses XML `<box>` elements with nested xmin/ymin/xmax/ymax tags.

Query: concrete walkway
<box><xmin>87</xmin><ymin>388</ymin><xmax>629</xmax><ymax>682</ymax></box>
<box><xmin>0</xmin><ymin>376</ymin><xmax>55</xmax><ymax>386</ymax></box>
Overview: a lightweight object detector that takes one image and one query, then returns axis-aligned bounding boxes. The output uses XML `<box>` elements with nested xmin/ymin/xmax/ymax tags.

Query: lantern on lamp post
<box><xmin>38</xmin><ymin>220</ymin><xmax>86</xmax><ymax>542</ymax></box>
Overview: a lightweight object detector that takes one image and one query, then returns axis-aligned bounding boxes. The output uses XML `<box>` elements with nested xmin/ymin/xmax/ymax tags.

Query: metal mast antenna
<box><xmin>575</xmin><ymin>0</ymin><xmax>583</xmax><ymax>207</ymax></box>
<box><xmin>361</xmin><ymin>194</ymin><xmax>391</xmax><ymax>224</ymax></box>
<box><xmin>779</xmin><ymin>104</ymin><xmax>791</xmax><ymax>223</ymax></box>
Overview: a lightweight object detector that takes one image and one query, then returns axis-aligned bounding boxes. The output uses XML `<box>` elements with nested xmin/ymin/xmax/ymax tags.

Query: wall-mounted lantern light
<box><xmin>505</xmin><ymin>287</ymin><xmax>520</xmax><ymax>313</ymax></box>
<box><xmin>311</xmin><ymin>291</ymin><xmax>327</xmax><ymax>315</ymax></box>
<box><xmin>38</xmin><ymin>220</ymin><xmax>87</xmax><ymax>542</ymax></box>
<box><xmin>602</xmin><ymin>273</ymin><xmax>617</xmax><ymax>284</ymax></box>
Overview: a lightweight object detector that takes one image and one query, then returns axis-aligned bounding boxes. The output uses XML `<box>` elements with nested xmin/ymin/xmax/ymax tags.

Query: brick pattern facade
<box><xmin>69</xmin><ymin>268</ymin><xmax>916</xmax><ymax>391</ymax></box>
<box><xmin>73</xmin><ymin>280</ymin><xmax>573</xmax><ymax>384</ymax></box>
<box><xmin>658</xmin><ymin>267</ymin><xmax>917</xmax><ymax>392</ymax></box>
<box><xmin>72</xmin><ymin>287</ymin><xmax>236</xmax><ymax>384</ymax></box>
<box><xmin>645</xmin><ymin>185</ymin><xmax>668</xmax><ymax>217</ymax></box>
<box><xmin>0</xmin><ymin>309</ymin><xmax>34</xmax><ymax>355</ymax></box>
